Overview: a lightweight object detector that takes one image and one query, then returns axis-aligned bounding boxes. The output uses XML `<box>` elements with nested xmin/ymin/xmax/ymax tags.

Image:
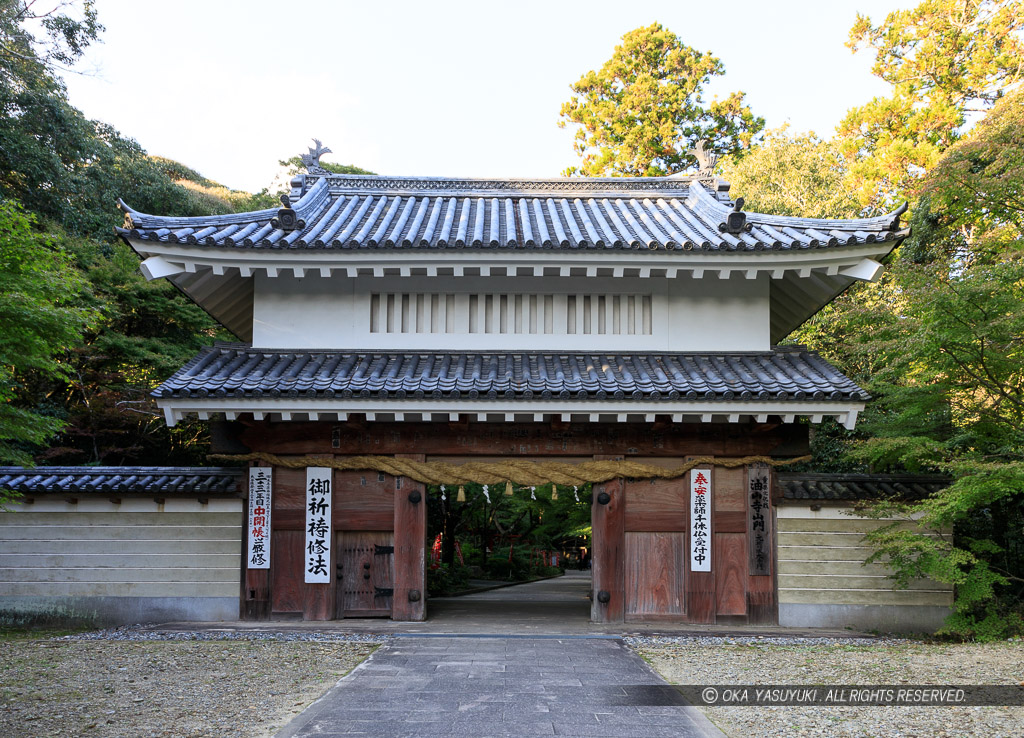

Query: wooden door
<box><xmin>336</xmin><ymin>531</ymin><xmax>394</xmax><ymax>617</ymax></box>
<box><xmin>271</xmin><ymin>530</ymin><xmax>303</xmax><ymax>614</ymax></box>
<box><xmin>624</xmin><ymin>532</ymin><xmax>684</xmax><ymax>621</ymax></box>
<box><xmin>714</xmin><ymin>467</ymin><xmax>750</xmax><ymax>620</ymax></box>
<box><xmin>623</xmin><ymin>478</ymin><xmax>686</xmax><ymax>621</ymax></box>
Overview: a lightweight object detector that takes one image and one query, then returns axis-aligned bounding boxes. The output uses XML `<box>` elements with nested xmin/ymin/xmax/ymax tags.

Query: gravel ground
<box><xmin>0</xmin><ymin>629</ymin><xmax>379</xmax><ymax>738</ymax></box>
<box><xmin>5</xmin><ymin>627</ymin><xmax>1021</xmax><ymax>738</ymax></box>
<box><xmin>630</xmin><ymin>635</ymin><xmax>1024</xmax><ymax>738</ymax></box>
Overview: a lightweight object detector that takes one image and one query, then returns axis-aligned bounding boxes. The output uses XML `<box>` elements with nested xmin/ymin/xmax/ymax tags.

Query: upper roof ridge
<box><xmin>289</xmin><ymin>171</ymin><xmax>705</xmax><ymax>199</ymax></box>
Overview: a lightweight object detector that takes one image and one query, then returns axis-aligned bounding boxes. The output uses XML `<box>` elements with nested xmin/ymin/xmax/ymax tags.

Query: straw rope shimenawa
<box><xmin>209</xmin><ymin>453</ymin><xmax>810</xmax><ymax>487</ymax></box>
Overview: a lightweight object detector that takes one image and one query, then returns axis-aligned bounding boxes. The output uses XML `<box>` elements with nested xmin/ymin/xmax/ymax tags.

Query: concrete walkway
<box><xmin>271</xmin><ymin>573</ymin><xmax>725</xmax><ymax>737</ymax></box>
<box><xmin>274</xmin><ymin>635</ymin><xmax>724</xmax><ymax>737</ymax></box>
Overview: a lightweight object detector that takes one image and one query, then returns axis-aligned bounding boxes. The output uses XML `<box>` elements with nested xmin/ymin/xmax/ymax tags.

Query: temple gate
<box><xmin>114</xmin><ymin>142</ymin><xmax>913</xmax><ymax>624</ymax></box>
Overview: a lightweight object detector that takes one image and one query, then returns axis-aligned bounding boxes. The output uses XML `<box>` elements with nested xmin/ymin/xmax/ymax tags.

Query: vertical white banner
<box><xmin>305</xmin><ymin>467</ymin><xmax>332</xmax><ymax>583</ymax></box>
<box><xmin>690</xmin><ymin>468</ymin><xmax>712</xmax><ymax>572</ymax></box>
<box><xmin>247</xmin><ymin>467</ymin><xmax>272</xmax><ymax>569</ymax></box>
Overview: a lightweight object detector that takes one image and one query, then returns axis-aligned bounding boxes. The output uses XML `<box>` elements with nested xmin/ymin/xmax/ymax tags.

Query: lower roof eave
<box><xmin>157</xmin><ymin>398</ymin><xmax>865</xmax><ymax>430</ymax></box>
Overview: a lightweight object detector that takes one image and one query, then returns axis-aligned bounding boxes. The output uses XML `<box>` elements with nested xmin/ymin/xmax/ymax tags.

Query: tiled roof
<box><xmin>0</xmin><ymin>467</ymin><xmax>243</xmax><ymax>496</ymax></box>
<box><xmin>0</xmin><ymin>467</ymin><xmax>948</xmax><ymax>501</ymax></box>
<box><xmin>778</xmin><ymin>473</ymin><xmax>949</xmax><ymax>501</ymax></box>
<box><xmin>153</xmin><ymin>344</ymin><xmax>868</xmax><ymax>403</ymax></box>
<box><xmin>118</xmin><ymin>174</ymin><xmax>908</xmax><ymax>253</ymax></box>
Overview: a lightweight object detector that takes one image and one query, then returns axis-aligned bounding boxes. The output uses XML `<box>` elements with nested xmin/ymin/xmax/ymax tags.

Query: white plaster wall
<box><xmin>0</xmin><ymin>498</ymin><xmax>242</xmax><ymax>600</ymax></box>
<box><xmin>776</xmin><ymin>502</ymin><xmax>953</xmax><ymax>629</ymax></box>
<box><xmin>251</xmin><ymin>274</ymin><xmax>770</xmax><ymax>352</ymax></box>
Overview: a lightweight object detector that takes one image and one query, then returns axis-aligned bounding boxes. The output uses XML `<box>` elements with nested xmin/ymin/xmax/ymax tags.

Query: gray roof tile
<box><xmin>778</xmin><ymin>473</ymin><xmax>949</xmax><ymax>501</ymax></box>
<box><xmin>118</xmin><ymin>174</ymin><xmax>908</xmax><ymax>253</ymax></box>
<box><xmin>154</xmin><ymin>344</ymin><xmax>869</xmax><ymax>403</ymax></box>
<box><xmin>1</xmin><ymin>466</ymin><xmax>947</xmax><ymax>501</ymax></box>
<box><xmin>0</xmin><ymin>467</ymin><xmax>243</xmax><ymax>496</ymax></box>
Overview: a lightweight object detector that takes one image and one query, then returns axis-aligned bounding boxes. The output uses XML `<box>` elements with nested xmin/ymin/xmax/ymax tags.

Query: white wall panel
<box><xmin>0</xmin><ymin>500</ymin><xmax>243</xmax><ymax>601</ymax></box>
<box><xmin>251</xmin><ymin>274</ymin><xmax>770</xmax><ymax>351</ymax></box>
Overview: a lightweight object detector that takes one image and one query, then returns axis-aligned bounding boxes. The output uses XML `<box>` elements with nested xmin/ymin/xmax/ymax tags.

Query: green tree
<box><xmin>39</xmin><ymin>236</ymin><xmax>228</xmax><ymax>465</ymax></box>
<box><xmin>844</xmin><ymin>90</ymin><xmax>1024</xmax><ymax>639</ymax></box>
<box><xmin>839</xmin><ymin>0</ymin><xmax>1024</xmax><ymax>209</ymax></box>
<box><xmin>0</xmin><ymin>0</ymin><xmax>102</xmax><ymax>84</ymax></box>
<box><xmin>914</xmin><ymin>84</ymin><xmax>1024</xmax><ymax>264</ymax></box>
<box><xmin>849</xmin><ymin>259</ymin><xmax>1024</xmax><ymax>639</ymax></box>
<box><xmin>559</xmin><ymin>22</ymin><xmax>764</xmax><ymax>176</ymax></box>
<box><xmin>0</xmin><ymin>201</ymin><xmax>95</xmax><ymax>466</ymax></box>
<box><xmin>718</xmin><ymin>126</ymin><xmax>861</xmax><ymax>220</ymax></box>
<box><xmin>427</xmin><ymin>483</ymin><xmax>591</xmax><ymax>578</ymax></box>
<box><xmin>715</xmin><ymin>127</ymin><xmax>870</xmax><ymax>473</ymax></box>
<box><xmin>0</xmin><ymin>1</ymin><xmax>303</xmax><ymax>465</ymax></box>
<box><xmin>0</xmin><ymin>2</ymin><xmax>377</xmax><ymax>466</ymax></box>
<box><xmin>713</xmin><ymin>5</ymin><xmax>1024</xmax><ymax>636</ymax></box>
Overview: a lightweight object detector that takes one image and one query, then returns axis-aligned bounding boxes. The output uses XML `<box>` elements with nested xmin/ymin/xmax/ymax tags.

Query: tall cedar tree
<box><xmin>559</xmin><ymin>23</ymin><xmax>763</xmax><ymax>176</ymax></box>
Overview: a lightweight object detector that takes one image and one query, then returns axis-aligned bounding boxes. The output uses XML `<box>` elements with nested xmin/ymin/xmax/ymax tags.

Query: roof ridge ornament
<box><xmin>719</xmin><ymin>197</ymin><xmax>752</xmax><ymax>234</ymax></box>
<box><xmin>687</xmin><ymin>140</ymin><xmax>718</xmax><ymax>186</ymax></box>
<box><xmin>116</xmin><ymin>198</ymin><xmax>137</xmax><ymax>230</ymax></box>
<box><xmin>300</xmin><ymin>138</ymin><xmax>332</xmax><ymax>175</ymax></box>
<box><xmin>270</xmin><ymin>194</ymin><xmax>305</xmax><ymax>232</ymax></box>
<box><xmin>887</xmin><ymin>202</ymin><xmax>909</xmax><ymax>231</ymax></box>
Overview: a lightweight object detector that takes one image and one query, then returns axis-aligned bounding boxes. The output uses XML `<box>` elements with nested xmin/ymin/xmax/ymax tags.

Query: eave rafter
<box><xmin>131</xmin><ymin>240</ymin><xmax>897</xmax><ymax>284</ymax></box>
<box><xmin>159</xmin><ymin>398</ymin><xmax>864</xmax><ymax>431</ymax></box>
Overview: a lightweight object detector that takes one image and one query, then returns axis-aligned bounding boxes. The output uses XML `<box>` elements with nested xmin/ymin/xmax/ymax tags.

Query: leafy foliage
<box><xmin>719</xmin><ymin>126</ymin><xmax>862</xmax><ymax>219</ymax></box>
<box><xmin>427</xmin><ymin>483</ymin><xmax>591</xmax><ymax>582</ymax></box>
<box><xmin>559</xmin><ymin>23</ymin><xmax>764</xmax><ymax>176</ymax></box>
<box><xmin>842</xmin><ymin>90</ymin><xmax>1024</xmax><ymax>639</ymax></box>
<box><xmin>711</xmin><ymin>4</ymin><xmax>1024</xmax><ymax>637</ymax></box>
<box><xmin>839</xmin><ymin>0</ymin><xmax>1024</xmax><ymax>209</ymax></box>
<box><xmin>0</xmin><ymin>1</ymin><xmax>298</xmax><ymax>465</ymax></box>
<box><xmin>425</xmin><ymin>562</ymin><xmax>471</xmax><ymax>596</ymax></box>
<box><xmin>0</xmin><ymin>0</ymin><xmax>102</xmax><ymax>83</ymax></box>
<box><xmin>915</xmin><ymin>86</ymin><xmax>1024</xmax><ymax>263</ymax></box>
<box><xmin>0</xmin><ymin>201</ymin><xmax>95</xmax><ymax>467</ymax></box>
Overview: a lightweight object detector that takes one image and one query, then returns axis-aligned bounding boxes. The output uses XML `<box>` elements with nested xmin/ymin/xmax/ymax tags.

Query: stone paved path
<box><xmin>275</xmin><ymin>635</ymin><xmax>724</xmax><ymax>737</ymax></box>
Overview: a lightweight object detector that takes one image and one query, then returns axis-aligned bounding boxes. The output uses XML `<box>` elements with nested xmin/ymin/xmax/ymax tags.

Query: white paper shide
<box><xmin>305</xmin><ymin>467</ymin><xmax>332</xmax><ymax>583</ymax></box>
<box><xmin>690</xmin><ymin>468</ymin><xmax>712</xmax><ymax>572</ymax></box>
<box><xmin>247</xmin><ymin>467</ymin><xmax>272</xmax><ymax>569</ymax></box>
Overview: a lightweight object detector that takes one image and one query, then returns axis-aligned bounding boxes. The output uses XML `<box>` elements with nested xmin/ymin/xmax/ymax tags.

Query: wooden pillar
<box><xmin>747</xmin><ymin>466</ymin><xmax>778</xmax><ymax>624</ymax></box>
<box><xmin>591</xmin><ymin>478</ymin><xmax>625</xmax><ymax>623</ymax></box>
<box><xmin>712</xmin><ymin>465</ymin><xmax>748</xmax><ymax>624</ymax></box>
<box><xmin>392</xmin><ymin>455</ymin><xmax>426</xmax><ymax>621</ymax></box>
<box><xmin>242</xmin><ymin>463</ymin><xmax>270</xmax><ymax>620</ymax></box>
<box><xmin>303</xmin><ymin>585</ymin><xmax>333</xmax><ymax>620</ymax></box>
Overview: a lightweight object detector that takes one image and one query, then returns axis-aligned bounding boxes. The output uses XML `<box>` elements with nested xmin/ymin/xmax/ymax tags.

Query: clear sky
<box><xmin>60</xmin><ymin>0</ymin><xmax>913</xmax><ymax>193</ymax></box>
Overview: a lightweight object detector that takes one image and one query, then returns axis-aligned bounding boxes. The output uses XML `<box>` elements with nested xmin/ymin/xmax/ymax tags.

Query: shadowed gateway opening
<box><xmin>421</xmin><ymin>482</ymin><xmax>594</xmax><ymax>626</ymax></box>
<box><xmin>426</xmin><ymin>572</ymin><xmax>594</xmax><ymax>632</ymax></box>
